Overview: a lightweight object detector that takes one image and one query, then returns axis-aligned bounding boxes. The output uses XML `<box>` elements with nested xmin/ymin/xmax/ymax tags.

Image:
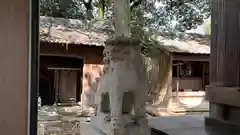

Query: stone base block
<box><xmin>79</xmin><ymin>121</ymin><xmax>106</xmax><ymax>135</ymax></box>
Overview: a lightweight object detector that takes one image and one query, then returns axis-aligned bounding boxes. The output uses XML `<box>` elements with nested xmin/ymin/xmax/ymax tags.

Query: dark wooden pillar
<box><xmin>0</xmin><ymin>0</ymin><xmax>38</xmax><ymax>135</ymax></box>
<box><xmin>76</xmin><ymin>71</ymin><xmax>82</xmax><ymax>102</ymax></box>
<box><xmin>205</xmin><ymin>0</ymin><xmax>240</xmax><ymax>134</ymax></box>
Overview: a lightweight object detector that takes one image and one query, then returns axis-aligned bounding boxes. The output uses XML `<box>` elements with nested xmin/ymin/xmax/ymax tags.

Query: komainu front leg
<box><xmin>110</xmin><ymin>91</ymin><xmax>123</xmax><ymax>129</ymax></box>
<box><xmin>134</xmin><ymin>89</ymin><xmax>146</xmax><ymax>119</ymax></box>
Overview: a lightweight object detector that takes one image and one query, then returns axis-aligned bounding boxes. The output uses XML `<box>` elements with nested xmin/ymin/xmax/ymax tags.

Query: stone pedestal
<box><xmin>88</xmin><ymin>36</ymin><xmax>150</xmax><ymax>135</ymax></box>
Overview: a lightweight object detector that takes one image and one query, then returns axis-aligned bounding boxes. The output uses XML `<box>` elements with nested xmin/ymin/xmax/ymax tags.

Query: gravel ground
<box><xmin>37</xmin><ymin>103</ymin><xmax>209</xmax><ymax>135</ymax></box>
<box><xmin>38</xmin><ymin>119</ymin><xmax>81</xmax><ymax>135</ymax></box>
<box><xmin>37</xmin><ymin>105</ymin><xmax>87</xmax><ymax>135</ymax></box>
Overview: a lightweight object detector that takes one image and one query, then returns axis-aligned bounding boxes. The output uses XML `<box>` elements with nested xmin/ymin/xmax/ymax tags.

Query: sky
<box><xmin>186</xmin><ymin>17</ymin><xmax>211</xmax><ymax>35</ymax></box>
<box><xmin>186</xmin><ymin>24</ymin><xmax>205</xmax><ymax>35</ymax></box>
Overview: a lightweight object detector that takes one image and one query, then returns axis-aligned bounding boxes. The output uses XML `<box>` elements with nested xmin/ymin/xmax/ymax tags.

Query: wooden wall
<box><xmin>58</xmin><ymin>71</ymin><xmax>78</xmax><ymax>102</ymax></box>
<box><xmin>40</xmin><ymin>42</ymin><xmax>104</xmax><ymax>106</ymax></box>
<box><xmin>172</xmin><ymin>77</ymin><xmax>203</xmax><ymax>90</ymax></box>
<box><xmin>207</xmin><ymin>0</ymin><xmax>240</xmax><ymax>126</ymax></box>
<box><xmin>0</xmin><ymin>0</ymin><xmax>29</xmax><ymax>134</ymax></box>
<box><xmin>40</xmin><ymin>42</ymin><xmax>104</xmax><ymax>64</ymax></box>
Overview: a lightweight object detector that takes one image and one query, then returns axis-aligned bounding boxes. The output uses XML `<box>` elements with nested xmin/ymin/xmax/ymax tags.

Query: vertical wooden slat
<box><xmin>202</xmin><ymin>63</ymin><xmax>206</xmax><ymax>89</ymax></box>
<box><xmin>209</xmin><ymin>0</ymin><xmax>240</xmax><ymax>124</ymax></box>
<box><xmin>209</xmin><ymin>0</ymin><xmax>225</xmax><ymax>121</ymax></box>
<box><xmin>210</xmin><ymin>0</ymin><xmax>217</xmax><ymax>85</ymax></box>
<box><xmin>211</xmin><ymin>0</ymin><xmax>226</xmax><ymax>86</ymax></box>
<box><xmin>0</xmin><ymin>0</ymin><xmax>30</xmax><ymax>134</ymax></box>
<box><xmin>76</xmin><ymin>71</ymin><xmax>81</xmax><ymax>102</ymax></box>
<box><xmin>223</xmin><ymin>0</ymin><xmax>240</xmax><ymax>86</ymax></box>
<box><xmin>211</xmin><ymin>0</ymin><xmax>240</xmax><ymax>87</ymax></box>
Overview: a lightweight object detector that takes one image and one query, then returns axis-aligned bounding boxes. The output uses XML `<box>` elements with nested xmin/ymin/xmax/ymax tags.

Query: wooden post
<box><xmin>176</xmin><ymin>64</ymin><xmax>180</xmax><ymax>101</ymax></box>
<box><xmin>202</xmin><ymin>63</ymin><xmax>205</xmax><ymax>90</ymax></box>
<box><xmin>76</xmin><ymin>71</ymin><xmax>81</xmax><ymax>102</ymax></box>
<box><xmin>54</xmin><ymin>70</ymin><xmax>60</xmax><ymax>103</ymax></box>
<box><xmin>206</xmin><ymin>0</ymin><xmax>240</xmax><ymax>133</ymax></box>
<box><xmin>167</xmin><ymin>56</ymin><xmax>173</xmax><ymax>111</ymax></box>
<box><xmin>0</xmin><ymin>0</ymin><xmax>38</xmax><ymax>134</ymax></box>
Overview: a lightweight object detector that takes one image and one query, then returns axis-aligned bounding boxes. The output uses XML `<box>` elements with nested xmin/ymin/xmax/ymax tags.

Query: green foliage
<box><xmin>98</xmin><ymin>0</ymin><xmax>105</xmax><ymax>20</ymax></box>
<box><xmin>166</xmin><ymin>0</ymin><xmax>210</xmax><ymax>31</ymax></box>
<box><xmin>144</xmin><ymin>0</ymin><xmax>211</xmax><ymax>32</ymax></box>
<box><xmin>204</xmin><ymin>19</ymin><xmax>211</xmax><ymax>35</ymax></box>
<box><xmin>141</xmin><ymin>35</ymin><xmax>165</xmax><ymax>57</ymax></box>
<box><xmin>40</xmin><ymin>0</ymin><xmax>87</xmax><ymax>19</ymax></box>
<box><xmin>39</xmin><ymin>0</ymin><xmax>210</xmax><ymax>55</ymax></box>
<box><xmin>40</xmin><ymin>0</ymin><xmax>210</xmax><ymax>32</ymax></box>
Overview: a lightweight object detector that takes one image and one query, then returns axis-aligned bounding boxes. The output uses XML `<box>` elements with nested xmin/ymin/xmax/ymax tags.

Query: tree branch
<box><xmin>81</xmin><ymin>0</ymin><xmax>94</xmax><ymax>19</ymax></box>
<box><xmin>130</xmin><ymin>0</ymin><xmax>142</xmax><ymax>11</ymax></box>
<box><xmin>82</xmin><ymin>0</ymin><xmax>93</xmax><ymax>11</ymax></box>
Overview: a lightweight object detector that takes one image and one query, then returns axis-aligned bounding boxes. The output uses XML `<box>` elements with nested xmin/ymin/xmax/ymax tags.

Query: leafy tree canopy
<box><xmin>40</xmin><ymin>0</ymin><xmax>210</xmax><ymax>55</ymax></box>
<box><xmin>40</xmin><ymin>0</ymin><xmax>210</xmax><ymax>32</ymax></box>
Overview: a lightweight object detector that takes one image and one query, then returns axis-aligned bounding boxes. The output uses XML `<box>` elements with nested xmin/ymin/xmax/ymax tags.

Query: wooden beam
<box><xmin>172</xmin><ymin>63</ymin><xmax>184</xmax><ymax>66</ymax></box>
<box><xmin>208</xmin><ymin>0</ymin><xmax>240</xmax><ymax>125</ymax></box>
<box><xmin>172</xmin><ymin>54</ymin><xmax>209</xmax><ymax>62</ymax></box>
<box><xmin>206</xmin><ymin>86</ymin><xmax>240</xmax><ymax>107</ymax></box>
<box><xmin>0</xmin><ymin>0</ymin><xmax>35</xmax><ymax>134</ymax></box>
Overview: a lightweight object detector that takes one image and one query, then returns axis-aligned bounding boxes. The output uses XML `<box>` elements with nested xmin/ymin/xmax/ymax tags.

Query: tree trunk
<box><xmin>147</xmin><ymin>52</ymin><xmax>172</xmax><ymax>110</ymax></box>
<box><xmin>98</xmin><ymin>0</ymin><xmax>105</xmax><ymax>20</ymax></box>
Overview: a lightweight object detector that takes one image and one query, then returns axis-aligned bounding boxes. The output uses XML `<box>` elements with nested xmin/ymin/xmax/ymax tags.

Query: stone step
<box><xmin>148</xmin><ymin>115</ymin><xmax>208</xmax><ymax>135</ymax></box>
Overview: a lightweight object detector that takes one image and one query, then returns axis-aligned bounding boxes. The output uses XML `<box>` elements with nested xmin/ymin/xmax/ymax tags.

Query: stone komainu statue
<box><xmin>92</xmin><ymin>36</ymin><xmax>150</xmax><ymax>135</ymax></box>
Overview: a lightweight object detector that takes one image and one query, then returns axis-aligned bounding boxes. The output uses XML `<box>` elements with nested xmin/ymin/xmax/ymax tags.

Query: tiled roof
<box><xmin>156</xmin><ymin>33</ymin><xmax>210</xmax><ymax>54</ymax></box>
<box><xmin>39</xmin><ymin>16</ymin><xmax>210</xmax><ymax>54</ymax></box>
<box><xmin>40</xmin><ymin>16</ymin><xmax>112</xmax><ymax>46</ymax></box>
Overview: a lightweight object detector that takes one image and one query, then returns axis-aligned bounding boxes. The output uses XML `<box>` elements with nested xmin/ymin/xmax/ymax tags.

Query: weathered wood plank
<box><xmin>210</xmin><ymin>0</ymin><xmax>240</xmax><ymax>86</ymax></box>
<box><xmin>210</xmin><ymin>0</ymin><xmax>226</xmax><ymax>86</ymax></box>
<box><xmin>172</xmin><ymin>54</ymin><xmax>209</xmax><ymax>62</ymax></box>
<box><xmin>206</xmin><ymin>86</ymin><xmax>240</xmax><ymax>107</ymax></box>
<box><xmin>223</xmin><ymin>0</ymin><xmax>240</xmax><ymax>86</ymax></box>
<box><xmin>208</xmin><ymin>0</ymin><xmax>240</xmax><ymax>123</ymax></box>
<box><xmin>0</xmin><ymin>0</ymin><xmax>30</xmax><ymax>134</ymax></box>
